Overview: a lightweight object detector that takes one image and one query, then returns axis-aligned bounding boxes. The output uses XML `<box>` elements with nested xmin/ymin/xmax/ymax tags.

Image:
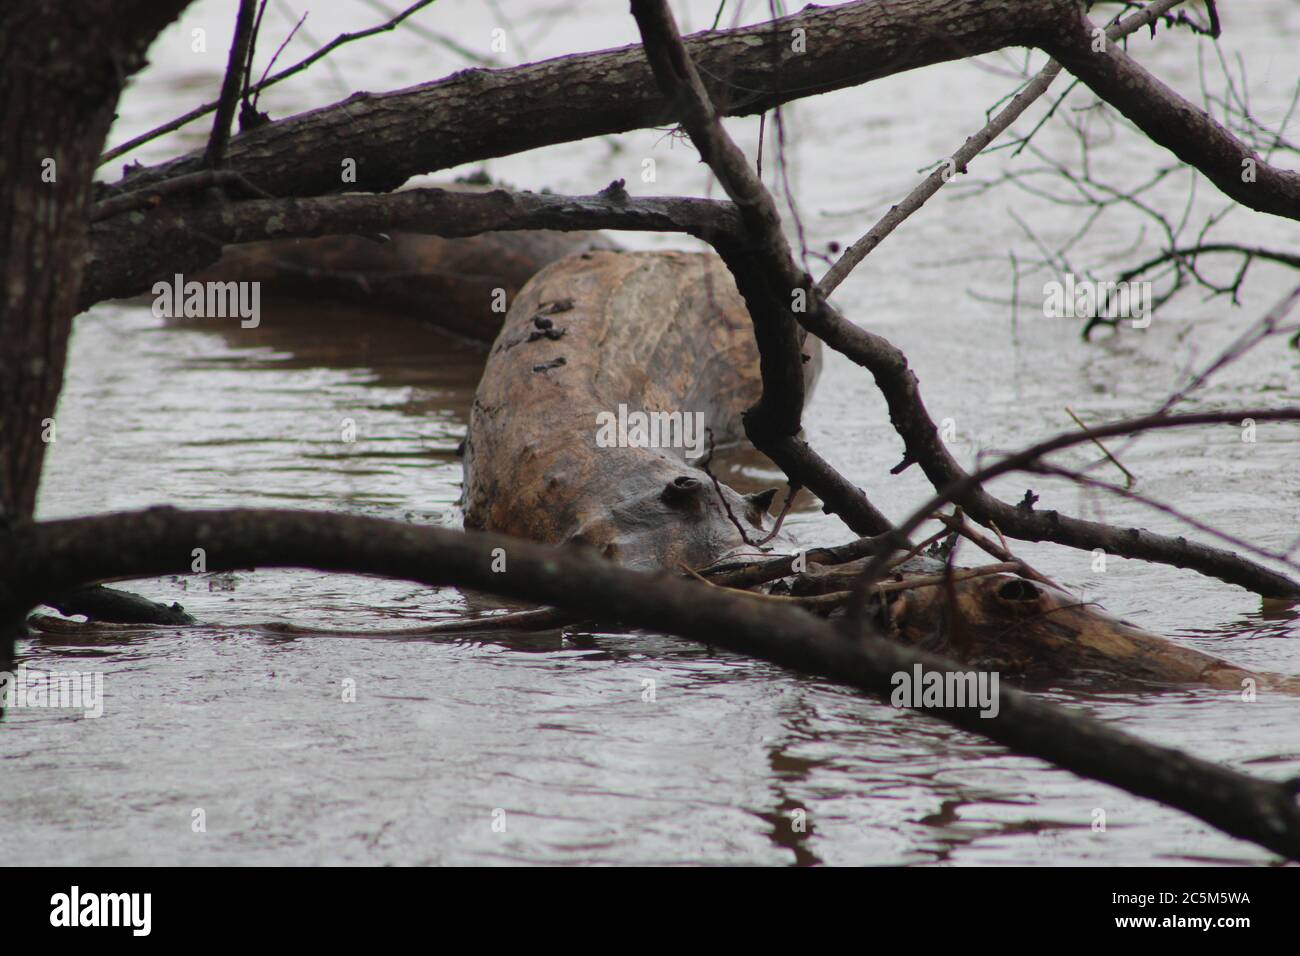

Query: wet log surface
<box><xmin>462</xmin><ymin>247</ymin><xmax>1296</xmax><ymax>693</ymax></box>
<box><xmin>194</xmin><ymin>229</ymin><xmax>614</xmax><ymax>342</ymax></box>
<box><xmin>878</xmin><ymin>566</ymin><xmax>1300</xmax><ymax>693</ymax></box>
<box><xmin>464</xmin><ymin>249</ymin><xmax>816</xmax><ymax>570</ymax></box>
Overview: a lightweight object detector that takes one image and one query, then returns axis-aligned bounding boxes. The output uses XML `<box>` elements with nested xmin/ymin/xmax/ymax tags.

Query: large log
<box><xmin>464</xmin><ymin>250</ymin><xmax>816</xmax><ymax>569</ymax></box>
<box><xmin>465</xmin><ymin>249</ymin><xmax>1299</xmax><ymax>693</ymax></box>
<box><xmin>193</xmin><ymin>229</ymin><xmax>615</xmax><ymax>342</ymax></box>
<box><xmin>885</xmin><ymin>571</ymin><xmax>1300</xmax><ymax>694</ymax></box>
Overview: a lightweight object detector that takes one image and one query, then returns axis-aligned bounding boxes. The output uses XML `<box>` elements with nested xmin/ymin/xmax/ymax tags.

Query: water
<box><xmin>6</xmin><ymin>0</ymin><xmax>1300</xmax><ymax>865</ymax></box>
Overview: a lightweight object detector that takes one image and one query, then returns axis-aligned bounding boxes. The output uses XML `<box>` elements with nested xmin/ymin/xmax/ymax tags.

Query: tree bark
<box><xmin>100</xmin><ymin>0</ymin><xmax>1041</xmax><ymax>201</ymax></box>
<box><xmin>8</xmin><ymin>506</ymin><xmax>1300</xmax><ymax>861</ymax></box>
<box><xmin>0</xmin><ymin>0</ymin><xmax>194</xmax><ymax>671</ymax></box>
<box><xmin>0</xmin><ymin>0</ymin><xmax>192</xmax><ymax>521</ymax></box>
<box><xmin>82</xmin><ymin>187</ymin><xmax>735</xmax><ymax>308</ymax></box>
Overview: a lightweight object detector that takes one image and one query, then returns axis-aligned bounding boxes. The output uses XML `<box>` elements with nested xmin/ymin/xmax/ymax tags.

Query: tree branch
<box><xmin>82</xmin><ymin>185</ymin><xmax>741</xmax><ymax>308</ymax></box>
<box><xmin>1043</xmin><ymin>5</ymin><xmax>1300</xmax><ymax>221</ymax></box>
<box><xmin>99</xmin><ymin>0</ymin><xmax>448</xmax><ymax>167</ymax></box>
<box><xmin>98</xmin><ymin>0</ymin><xmax>1051</xmax><ymax>201</ymax></box>
<box><xmin>846</xmin><ymin>408</ymin><xmax>1300</xmax><ymax>610</ymax></box>
<box><xmin>628</xmin><ymin>0</ymin><xmax>1300</xmax><ymax>597</ymax></box>
<box><xmin>819</xmin><ymin>0</ymin><xmax>1191</xmax><ymax>295</ymax></box>
<box><xmin>203</xmin><ymin>0</ymin><xmax>258</xmax><ymax>170</ymax></box>
<box><xmin>631</xmin><ymin>0</ymin><xmax>894</xmax><ymax>537</ymax></box>
<box><xmin>4</xmin><ymin>506</ymin><xmax>1300</xmax><ymax>860</ymax></box>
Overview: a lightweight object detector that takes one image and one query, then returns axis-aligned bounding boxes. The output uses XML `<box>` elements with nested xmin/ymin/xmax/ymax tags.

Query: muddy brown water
<box><xmin>5</xmin><ymin>1</ymin><xmax>1300</xmax><ymax>865</ymax></box>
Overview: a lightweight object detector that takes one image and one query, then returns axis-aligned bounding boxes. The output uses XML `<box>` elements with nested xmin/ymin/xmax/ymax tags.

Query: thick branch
<box><xmin>1044</xmin><ymin>7</ymin><xmax>1300</xmax><ymax>221</ymax></box>
<box><xmin>627</xmin><ymin>0</ymin><xmax>1300</xmax><ymax>598</ymax></box>
<box><xmin>4</xmin><ymin>506</ymin><xmax>1300</xmax><ymax>859</ymax></box>
<box><xmin>81</xmin><ymin>186</ymin><xmax>740</xmax><ymax>307</ymax></box>
<box><xmin>632</xmin><ymin>0</ymin><xmax>893</xmax><ymax>537</ymax></box>
<box><xmin>101</xmin><ymin>0</ymin><xmax>1047</xmax><ymax>201</ymax></box>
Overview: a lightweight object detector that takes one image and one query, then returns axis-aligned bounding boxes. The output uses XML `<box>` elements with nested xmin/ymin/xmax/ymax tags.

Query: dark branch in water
<box><xmin>5</xmin><ymin>506</ymin><xmax>1300</xmax><ymax>860</ymax></box>
<box><xmin>47</xmin><ymin>585</ymin><xmax>195</xmax><ymax>626</ymax></box>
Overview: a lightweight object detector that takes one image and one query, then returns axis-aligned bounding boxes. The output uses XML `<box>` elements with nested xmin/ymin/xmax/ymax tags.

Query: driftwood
<box><xmin>194</xmin><ymin>228</ymin><xmax>614</xmax><ymax>342</ymax></box>
<box><xmin>881</xmin><ymin>569</ymin><xmax>1300</xmax><ymax>693</ymax></box>
<box><xmin>464</xmin><ymin>245</ymin><xmax>1299</xmax><ymax>694</ymax></box>
<box><xmin>465</xmin><ymin>250</ymin><xmax>817</xmax><ymax>569</ymax></box>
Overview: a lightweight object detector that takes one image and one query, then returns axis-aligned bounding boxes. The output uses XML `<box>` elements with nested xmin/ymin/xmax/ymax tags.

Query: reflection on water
<box><xmin>5</xmin><ymin>0</ymin><xmax>1300</xmax><ymax>865</ymax></box>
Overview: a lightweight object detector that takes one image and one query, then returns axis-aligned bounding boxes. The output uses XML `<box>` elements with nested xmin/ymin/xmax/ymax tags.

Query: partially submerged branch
<box><xmin>4</xmin><ymin>505</ymin><xmax>1300</xmax><ymax>860</ymax></box>
<box><xmin>847</xmin><ymin>408</ymin><xmax>1300</xmax><ymax>614</ymax></box>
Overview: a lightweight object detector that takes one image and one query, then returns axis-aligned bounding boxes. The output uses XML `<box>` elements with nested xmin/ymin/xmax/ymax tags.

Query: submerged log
<box><xmin>882</xmin><ymin>570</ymin><xmax>1300</xmax><ymax>693</ymax></box>
<box><xmin>464</xmin><ymin>249</ymin><xmax>1298</xmax><ymax>693</ymax></box>
<box><xmin>194</xmin><ymin>229</ymin><xmax>615</xmax><ymax>342</ymax></box>
<box><xmin>464</xmin><ymin>249</ymin><xmax>818</xmax><ymax>569</ymax></box>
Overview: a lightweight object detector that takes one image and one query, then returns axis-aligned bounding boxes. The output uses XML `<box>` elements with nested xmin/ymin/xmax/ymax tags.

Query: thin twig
<box><xmin>818</xmin><ymin>0</ymin><xmax>1189</xmax><ymax>295</ymax></box>
<box><xmin>1066</xmin><ymin>405</ymin><xmax>1137</xmax><ymax>488</ymax></box>
<box><xmin>936</xmin><ymin>512</ymin><xmax>1063</xmax><ymax>591</ymax></box>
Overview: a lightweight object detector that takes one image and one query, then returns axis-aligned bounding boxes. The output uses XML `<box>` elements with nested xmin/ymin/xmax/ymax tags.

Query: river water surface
<box><xmin>6</xmin><ymin>0</ymin><xmax>1300</xmax><ymax>865</ymax></box>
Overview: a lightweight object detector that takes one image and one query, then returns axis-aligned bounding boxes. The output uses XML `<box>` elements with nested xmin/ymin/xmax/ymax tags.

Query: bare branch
<box><xmin>82</xmin><ymin>186</ymin><xmax>741</xmax><ymax>308</ymax></box>
<box><xmin>1044</xmin><ymin>6</ymin><xmax>1300</xmax><ymax>221</ymax></box>
<box><xmin>203</xmin><ymin>0</ymin><xmax>258</xmax><ymax>170</ymax></box>
<box><xmin>631</xmin><ymin>0</ymin><xmax>894</xmax><ymax>537</ymax></box>
<box><xmin>847</xmin><ymin>408</ymin><xmax>1300</xmax><ymax>611</ymax></box>
<box><xmin>6</xmin><ymin>506</ymin><xmax>1300</xmax><ymax>860</ymax></box>
<box><xmin>100</xmin><ymin>0</ymin><xmax>446</xmax><ymax>167</ymax></box>
<box><xmin>819</xmin><ymin>0</ymin><xmax>1190</xmax><ymax>295</ymax></box>
<box><xmin>630</xmin><ymin>0</ymin><xmax>1299</xmax><ymax>597</ymax></box>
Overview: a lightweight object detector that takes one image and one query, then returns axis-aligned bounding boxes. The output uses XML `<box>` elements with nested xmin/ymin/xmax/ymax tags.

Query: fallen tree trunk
<box><xmin>877</xmin><ymin>568</ymin><xmax>1300</xmax><ymax>693</ymax></box>
<box><xmin>465</xmin><ymin>249</ymin><xmax>817</xmax><ymax>569</ymax></box>
<box><xmin>466</xmin><ymin>247</ymin><xmax>1299</xmax><ymax>693</ymax></box>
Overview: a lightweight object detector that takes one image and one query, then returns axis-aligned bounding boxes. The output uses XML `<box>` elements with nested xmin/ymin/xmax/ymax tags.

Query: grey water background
<box><xmin>5</xmin><ymin>1</ymin><xmax>1300</xmax><ymax>865</ymax></box>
